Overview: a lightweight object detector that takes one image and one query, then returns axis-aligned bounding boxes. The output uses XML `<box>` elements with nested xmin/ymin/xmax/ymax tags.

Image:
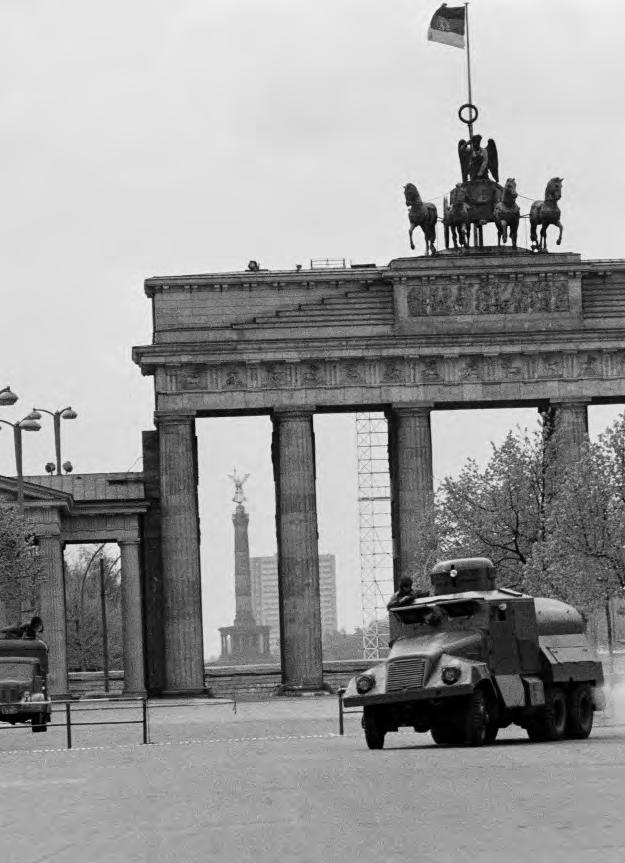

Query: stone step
<box><xmin>236</xmin><ymin>317</ymin><xmax>393</xmax><ymax>329</ymax></box>
<box><xmin>275</xmin><ymin>305</ymin><xmax>391</xmax><ymax>319</ymax></box>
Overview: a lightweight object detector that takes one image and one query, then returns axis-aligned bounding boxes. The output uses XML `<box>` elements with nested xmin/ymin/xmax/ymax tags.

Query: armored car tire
<box><xmin>362</xmin><ymin>708</ymin><xmax>385</xmax><ymax>750</ymax></box>
<box><xmin>431</xmin><ymin>723</ymin><xmax>463</xmax><ymax>746</ymax></box>
<box><xmin>526</xmin><ymin>685</ymin><xmax>568</xmax><ymax>742</ymax></box>
<box><xmin>566</xmin><ymin>684</ymin><xmax>594</xmax><ymax>739</ymax></box>
<box><xmin>463</xmin><ymin>689</ymin><xmax>489</xmax><ymax>747</ymax></box>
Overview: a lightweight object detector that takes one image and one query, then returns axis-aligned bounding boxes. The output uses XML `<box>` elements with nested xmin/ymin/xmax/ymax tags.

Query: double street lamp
<box><xmin>0</xmin><ymin>388</ymin><xmax>78</xmax><ymax>508</ymax></box>
<box><xmin>31</xmin><ymin>406</ymin><xmax>78</xmax><ymax>475</ymax></box>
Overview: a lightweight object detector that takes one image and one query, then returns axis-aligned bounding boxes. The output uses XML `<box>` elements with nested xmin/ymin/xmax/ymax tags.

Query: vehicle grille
<box><xmin>386</xmin><ymin>657</ymin><xmax>427</xmax><ymax>692</ymax></box>
<box><xmin>0</xmin><ymin>687</ymin><xmax>20</xmax><ymax>703</ymax></box>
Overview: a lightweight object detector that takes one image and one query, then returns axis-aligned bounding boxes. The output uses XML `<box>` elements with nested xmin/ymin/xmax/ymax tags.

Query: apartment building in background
<box><xmin>250</xmin><ymin>553</ymin><xmax>338</xmax><ymax>655</ymax></box>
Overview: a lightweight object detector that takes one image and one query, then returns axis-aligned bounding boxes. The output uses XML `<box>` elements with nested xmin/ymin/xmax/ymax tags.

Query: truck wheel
<box><xmin>362</xmin><ymin>709</ymin><xmax>385</xmax><ymax>750</ymax></box>
<box><xmin>430</xmin><ymin>724</ymin><xmax>462</xmax><ymax>745</ymax></box>
<box><xmin>567</xmin><ymin>684</ymin><xmax>594</xmax><ymax>739</ymax></box>
<box><xmin>464</xmin><ymin>689</ymin><xmax>489</xmax><ymax>747</ymax></box>
<box><xmin>527</xmin><ymin>685</ymin><xmax>567</xmax><ymax>742</ymax></box>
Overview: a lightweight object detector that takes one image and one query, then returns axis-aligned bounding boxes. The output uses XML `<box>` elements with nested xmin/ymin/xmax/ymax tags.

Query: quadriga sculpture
<box><xmin>530</xmin><ymin>178</ymin><xmax>563</xmax><ymax>252</ymax></box>
<box><xmin>493</xmin><ymin>177</ymin><xmax>520</xmax><ymax>248</ymax></box>
<box><xmin>404</xmin><ymin>183</ymin><xmax>438</xmax><ymax>256</ymax></box>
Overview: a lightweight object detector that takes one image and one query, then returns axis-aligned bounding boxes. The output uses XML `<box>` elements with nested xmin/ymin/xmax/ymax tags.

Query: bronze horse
<box><xmin>404</xmin><ymin>183</ymin><xmax>438</xmax><ymax>255</ymax></box>
<box><xmin>443</xmin><ymin>183</ymin><xmax>470</xmax><ymax>249</ymax></box>
<box><xmin>530</xmin><ymin>178</ymin><xmax>563</xmax><ymax>252</ymax></box>
<box><xmin>494</xmin><ymin>177</ymin><xmax>520</xmax><ymax>248</ymax></box>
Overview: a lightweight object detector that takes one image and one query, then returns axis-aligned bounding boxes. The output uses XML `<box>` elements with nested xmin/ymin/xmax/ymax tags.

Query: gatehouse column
<box><xmin>387</xmin><ymin>404</ymin><xmax>434</xmax><ymax>589</ymax></box>
<box><xmin>549</xmin><ymin>398</ymin><xmax>590</xmax><ymax>461</ymax></box>
<box><xmin>119</xmin><ymin>539</ymin><xmax>146</xmax><ymax>695</ymax></box>
<box><xmin>38</xmin><ymin>533</ymin><xmax>69</xmax><ymax>697</ymax></box>
<box><xmin>157</xmin><ymin>413</ymin><xmax>206</xmax><ymax>695</ymax></box>
<box><xmin>271</xmin><ymin>408</ymin><xmax>324</xmax><ymax>691</ymax></box>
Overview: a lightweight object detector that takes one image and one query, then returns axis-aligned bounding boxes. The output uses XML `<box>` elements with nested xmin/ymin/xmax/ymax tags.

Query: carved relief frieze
<box><xmin>407</xmin><ymin>275</ymin><xmax>571</xmax><ymax>317</ymax></box>
<box><xmin>171</xmin><ymin>346</ymin><xmax>625</xmax><ymax>397</ymax></box>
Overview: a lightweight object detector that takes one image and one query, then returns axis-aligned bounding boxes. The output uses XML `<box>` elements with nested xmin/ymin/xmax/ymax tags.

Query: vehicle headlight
<box><xmin>30</xmin><ymin>693</ymin><xmax>46</xmax><ymax>702</ymax></box>
<box><xmin>441</xmin><ymin>665</ymin><xmax>462</xmax><ymax>685</ymax></box>
<box><xmin>356</xmin><ymin>674</ymin><xmax>375</xmax><ymax>694</ymax></box>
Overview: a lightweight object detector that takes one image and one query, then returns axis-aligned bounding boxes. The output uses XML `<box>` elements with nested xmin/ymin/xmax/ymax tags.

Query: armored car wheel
<box><xmin>527</xmin><ymin>685</ymin><xmax>567</xmax><ymax>742</ymax></box>
<box><xmin>431</xmin><ymin>723</ymin><xmax>463</xmax><ymax>746</ymax></box>
<box><xmin>566</xmin><ymin>684</ymin><xmax>593</xmax><ymax>739</ymax></box>
<box><xmin>362</xmin><ymin>708</ymin><xmax>385</xmax><ymax>750</ymax></box>
<box><xmin>463</xmin><ymin>689</ymin><xmax>489</xmax><ymax>746</ymax></box>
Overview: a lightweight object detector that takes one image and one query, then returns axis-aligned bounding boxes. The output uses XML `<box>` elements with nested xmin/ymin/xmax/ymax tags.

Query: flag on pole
<box><xmin>427</xmin><ymin>4</ymin><xmax>466</xmax><ymax>49</ymax></box>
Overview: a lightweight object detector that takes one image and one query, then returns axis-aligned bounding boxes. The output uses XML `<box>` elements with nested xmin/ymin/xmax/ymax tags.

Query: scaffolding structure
<box><xmin>356</xmin><ymin>412</ymin><xmax>394</xmax><ymax>659</ymax></box>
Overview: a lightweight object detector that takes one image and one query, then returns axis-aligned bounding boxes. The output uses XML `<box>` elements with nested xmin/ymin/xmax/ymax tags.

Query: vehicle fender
<box><xmin>343</xmin><ymin>664</ymin><xmax>386</xmax><ymax>700</ymax></box>
<box><xmin>494</xmin><ymin>675</ymin><xmax>526</xmax><ymax>708</ymax></box>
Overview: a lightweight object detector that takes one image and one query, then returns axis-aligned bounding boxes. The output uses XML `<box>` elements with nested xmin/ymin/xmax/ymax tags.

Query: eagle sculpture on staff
<box><xmin>458</xmin><ymin>135</ymin><xmax>499</xmax><ymax>183</ymax></box>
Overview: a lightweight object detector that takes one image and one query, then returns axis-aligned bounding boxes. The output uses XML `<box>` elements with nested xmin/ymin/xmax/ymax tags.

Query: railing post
<box><xmin>65</xmin><ymin>702</ymin><xmax>72</xmax><ymax>750</ymax></box>
<box><xmin>142</xmin><ymin>698</ymin><xmax>149</xmax><ymax>745</ymax></box>
<box><xmin>338</xmin><ymin>688</ymin><xmax>345</xmax><ymax>736</ymax></box>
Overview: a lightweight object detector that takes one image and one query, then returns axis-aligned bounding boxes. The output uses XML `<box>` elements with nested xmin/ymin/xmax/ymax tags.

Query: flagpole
<box><xmin>465</xmin><ymin>2</ymin><xmax>474</xmax><ymax>138</ymax></box>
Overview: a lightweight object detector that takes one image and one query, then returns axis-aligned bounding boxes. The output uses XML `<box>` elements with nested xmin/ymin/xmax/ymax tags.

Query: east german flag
<box><xmin>427</xmin><ymin>4</ymin><xmax>466</xmax><ymax>49</ymax></box>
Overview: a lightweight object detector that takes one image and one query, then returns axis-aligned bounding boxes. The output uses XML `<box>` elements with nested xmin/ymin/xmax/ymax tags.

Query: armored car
<box><xmin>343</xmin><ymin>557</ymin><xmax>604</xmax><ymax>749</ymax></box>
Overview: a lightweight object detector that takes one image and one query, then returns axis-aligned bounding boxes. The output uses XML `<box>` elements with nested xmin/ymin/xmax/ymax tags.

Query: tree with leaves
<box><xmin>525</xmin><ymin>414</ymin><xmax>625</xmax><ymax>630</ymax></box>
<box><xmin>64</xmin><ymin>546</ymin><xmax>123</xmax><ymax>672</ymax></box>
<box><xmin>0</xmin><ymin>503</ymin><xmax>43</xmax><ymax>625</ymax></box>
<box><xmin>436</xmin><ymin>426</ymin><xmax>548</xmax><ymax>589</ymax></box>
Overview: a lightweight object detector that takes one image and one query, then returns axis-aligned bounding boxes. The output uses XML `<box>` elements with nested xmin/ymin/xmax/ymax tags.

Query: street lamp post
<box><xmin>0</xmin><ymin>413</ymin><xmax>42</xmax><ymax>509</ymax></box>
<box><xmin>32</xmin><ymin>406</ymin><xmax>77</xmax><ymax>475</ymax></box>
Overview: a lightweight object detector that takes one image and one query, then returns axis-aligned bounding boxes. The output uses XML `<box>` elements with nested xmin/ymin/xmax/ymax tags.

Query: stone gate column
<box><xmin>157</xmin><ymin>413</ymin><xmax>206</xmax><ymax>695</ymax></box>
<box><xmin>38</xmin><ymin>533</ymin><xmax>69</xmax><ymax>697</ymax></box>
<box><xmin>387</xmin><ymin>404</ymin><xmax>434</xmax><ymax>589</ymax></box>
<box><xmin>549</xmin><ymin>398</ymin><xmax>590</xmax><ymax>461</ymax></box>
<box><xmin>271</xmin><ymin>408</ymin><xmax>323</xmax><ymax>692</ymax></box>
<box><xmin>119</xmin><ymin>539</ymin><xmax>146</xmax><ymax>695</ymax></box>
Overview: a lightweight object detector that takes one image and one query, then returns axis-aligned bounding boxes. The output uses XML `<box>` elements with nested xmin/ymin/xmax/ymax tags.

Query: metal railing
<box><xmin>0</xmin><ymin>695</ymin><xmax>237</xmax><ymax>749</ymax></box>
<box><xmin>337</xmin><ymin>688</ymin><xmax>362</xmax><ymax>736</ymax></box>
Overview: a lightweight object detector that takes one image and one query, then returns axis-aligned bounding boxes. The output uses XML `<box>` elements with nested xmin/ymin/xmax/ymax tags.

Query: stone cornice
<box><xmin>142</xmin><ymin>254</ymin><xmax>625</xmax><ymax>298</ymax></box>
<box><xmin>133</xmin><ymin>325</ymin><xmax>625</xmax><ymax>373</ymax></box>
<box><xmin>144</xmin><ymin>267</ymin><xmax>385</xmax><ymax>298</ymax></box>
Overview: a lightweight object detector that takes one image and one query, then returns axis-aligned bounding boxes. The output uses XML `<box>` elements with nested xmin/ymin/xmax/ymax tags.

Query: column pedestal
<box><xmin>387</xmin><ymin>404</ymin><xmax>434</xmax><ymax>590</ymax></box>
<box><xmin>38</xmin><ymin>535</ymin><xmax>69</xmax><ymax>698</ymax></box>
<box><xmin>119</xmin><ymin>539</ymin><xmax>146</xmax><ymax>696</ymax></box>
<box><xmin>272</xmin><ymin>409</ymin><xmax>324</xmax><ymax>692</ymax></box>
<box><xmin>158</xmin><ymin>414</ymin><xmax>207</xmax><ymax>697</ymax></box>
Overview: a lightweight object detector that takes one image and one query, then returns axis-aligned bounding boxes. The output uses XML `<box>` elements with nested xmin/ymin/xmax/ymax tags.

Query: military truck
<box><xmin>0</xmin><ymin>638</ymin><xmax>51</xmax><ymax>733</ymax></box>
<box><xmin>343</xmin><ymin>557</ymin><xmax>605</xmax><ymax>749</ymax></box>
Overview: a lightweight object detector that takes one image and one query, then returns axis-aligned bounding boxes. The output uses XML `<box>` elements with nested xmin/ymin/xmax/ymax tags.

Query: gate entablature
<box><xmin>133</xmin><ymin>251</ymin><xmax>625</xmax><ymax>414</ymax></box>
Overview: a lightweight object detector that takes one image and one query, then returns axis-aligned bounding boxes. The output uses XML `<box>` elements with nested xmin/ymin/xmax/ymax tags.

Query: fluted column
<box><xmin>387</xmin><ymin>404</ymin><xmax>434</xmax><ymax>588</ymax></box>
<box><xmin>38</xmin><ymin>534</ymin><xmax>68</xmax><ymax>697</ymax></box>
<box><xmin>272</xmin><ymin>408</ymin><xmax>323</xmax><ymax>691</ymax></box>
<box><xmin>158</xmin><ymin>414</ymin><xmax>206</xmax><ymax>695</ymax></box>
<box><xmin>549</xmin><ymin>399</ymin><xmax>590</xmax><ymax>462</ymax></box>
<box><xmin>119</xmin><ymin>539</ymin><xmax>146</xmax><ymax>695</ymax></box>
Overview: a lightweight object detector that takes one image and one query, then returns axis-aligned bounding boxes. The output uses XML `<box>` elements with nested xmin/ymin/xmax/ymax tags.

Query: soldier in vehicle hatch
<box><xmin>387</xmin><ymin>576</ymin><xmax>427</xmax><ymax>610</ymax></box>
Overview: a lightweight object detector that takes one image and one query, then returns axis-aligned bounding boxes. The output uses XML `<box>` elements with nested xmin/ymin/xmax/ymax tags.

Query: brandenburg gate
<box><xmin>133</xmin><ymin>249</ymin><xmax>625</xmax><ymax>696</ymax></box>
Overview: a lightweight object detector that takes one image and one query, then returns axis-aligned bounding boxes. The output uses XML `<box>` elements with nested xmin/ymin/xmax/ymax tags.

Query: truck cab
<box><xmin>0</xmin><ymin>638</ymin><xmax>51</xmax><ymax>733</ymax></box>
<box><xmin>344</xmin><ymin>557</ymin><xmax>604</xmax><ymax>749</ymax></box>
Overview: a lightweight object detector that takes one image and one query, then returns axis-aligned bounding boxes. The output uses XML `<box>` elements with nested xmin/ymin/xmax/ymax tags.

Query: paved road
<box><xmin>1</xmin><ymin>698</ymin><xmax>625</xmax><ymax>863</ymax></box>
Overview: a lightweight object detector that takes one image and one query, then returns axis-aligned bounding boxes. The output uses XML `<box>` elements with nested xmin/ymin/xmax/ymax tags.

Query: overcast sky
<box><xmin>1</xmin><ymin>1</ymin><xmax>624</xmax><ymax>656</ymax></box>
